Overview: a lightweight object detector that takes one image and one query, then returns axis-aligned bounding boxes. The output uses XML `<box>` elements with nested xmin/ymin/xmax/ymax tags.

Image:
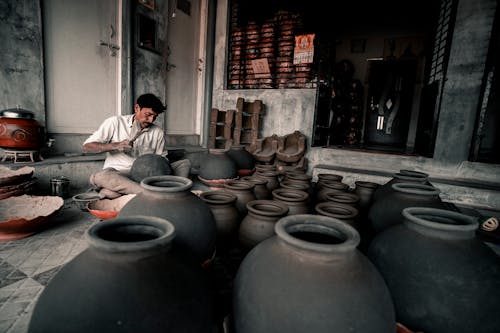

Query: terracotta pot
<box><xmin>314</xmin><ymin>202</ymin><xmax>360</xmax><ymax>230</ymax></box>
<box><xmin>368</xmin><ymin>207</ymin><xmax>500</xmax><ymax>333</ymax></box>
<box><xmin>368</xmin><ymin>182</ymin><xmax>448</xmax><ymax>234</ymax></box>
<box><xmin>199</xmin><ymin>149</ymin><xmax>237</xmax><ymax>181</ymax></box>
<box><xmin>223</xmin><ymin>179</ymin><xmax>256</xmax><ymax>217</ymax></box>
<box><xmin>234</xmin><ymin>214</ymin><xmax>396</xmax><ymax>333</ymax></box>
<box><xmin>316</xmin><ymin>180</ymin><xmax>350</xmax><ymax>203</ymax></box>
<box><xmin>238</xmin><ymin>200</ymin><xmax>289</xmax><ymax>251</ymax></box>
<box><xmin>372</xmin><ymin>170</ymin><xmax>429</xmax><ymax>203</ymax></box>
<box><xmin>283</xmin><ymin>172</ymin><xmax>312</xmax><ymax>189</ymax></box>
<box><xmin>28</xmin><ymin>216</ymin><xmax>215</xmax><ymax>333</ymax></box>
<box><xmin>241</xmin><ymin>176</ymin><xmax>271</xmax><ymax>199</ymax></box>
<box><xmin>129</xmin><ymin>154</ymin><xmax>172</xmax><ymax>182</ymax></box>
<box><xmin>119</xmin><ymin>176</ymin><xmax>216</xmax><ymax>264</ymax></box>
<box><xmin>324</xmin><ymin>192</ymin><xmax>360</xmax><ymax>208</ymax></box>
<box><xmin>316</xmin><ymin>173</ymin><xmax>343</xmax><ymax>187</ymax></box>
<box><xmin>271</xmin><ymin>188</ymin><xmax>309</xmax><ymax>215</ymax></box>
<box><xmin>226</xmin><ymin>145</ymin><xmax>255</xmax><ymax>176</ymax></box>
<box><xmin>254</xmin><ymin>170</ymin><xmax>280</xmax><ymax>191</ymax></box>
<box><xmin>353</xmin><ymin>180</ymin><xmax>380</xmax><ymax>214</ymax></box>
<box><xmin>199</xmin><ymin>190</ymin><xmax>239</xmax><ymax>251</ymax></box>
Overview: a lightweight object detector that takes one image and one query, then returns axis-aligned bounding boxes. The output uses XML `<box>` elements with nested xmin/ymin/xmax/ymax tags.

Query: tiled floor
<box><xmin>0</xmin><ymin>201</ymin><xmax>98</xmax><ymax>333</ymax></box>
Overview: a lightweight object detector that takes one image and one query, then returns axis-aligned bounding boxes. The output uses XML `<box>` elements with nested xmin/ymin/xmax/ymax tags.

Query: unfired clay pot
<box><xmin>28</xmin><ymin>216</ymin><xmax>215</xmax><ymax>333</ymax></box>
<box><xmin>119</xmin><ymin>176</ymin><xmax>216</xmax><ymax>264</ymax></box>
<box><xmin>234</xmin><ymin>214</ymin><xmax>396</xmax><ymax>333</ymax></box>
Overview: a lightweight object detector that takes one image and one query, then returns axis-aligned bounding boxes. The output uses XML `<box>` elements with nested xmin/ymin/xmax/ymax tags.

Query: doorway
<box><xmin>363</xmin><ymin>59</ymin><xmax>417</xmax><ymax>150</ymax></box>
<box><xmin>43</xmin><ymin>0</ymin><xmax>121</xmax><ymax>134</ymax></box>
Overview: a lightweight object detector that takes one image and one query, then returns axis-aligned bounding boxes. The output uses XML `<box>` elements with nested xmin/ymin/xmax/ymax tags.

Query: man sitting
<box><xmin>83</xmin><ymin>93</ymin><xmax>191</xmax><ymax>198</ymax></box>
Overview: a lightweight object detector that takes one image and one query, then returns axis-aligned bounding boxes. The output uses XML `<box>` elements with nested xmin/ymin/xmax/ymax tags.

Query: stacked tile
<box><xmin>275</xmin><ymin>11</ymin><xmax>302</xmax><ymax>88</ymax></box>
<box><xmin>256</xmin><ymin>20</ymin><xmax>276</xmax><ymax>89</ymax></box>
<box><xmin>228</xmin><ymin>2</ymin><xmax>243</xmax><ymax>89</ymax></box>
<box><xmin>243</xmin><ymin>21</ymin><xmax>260</xmax><ymax>89</ymax></box>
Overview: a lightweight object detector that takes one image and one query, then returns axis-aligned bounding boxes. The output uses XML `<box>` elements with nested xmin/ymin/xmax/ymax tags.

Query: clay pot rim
<box><xmin>255</xmin><ymin>170</ymin><xmax>279</xmax><ymax>177</ymax></box>
<box><xmin>317</xmin><ymin>173</ymin><xmax>343</xmax><ymax>181</ymax></box>
<box><xmin>199</xmin><ymin>191</ymin><xmax>237</xmax><ymax>204</ymax></box>
<box><xmin>280</xmin><ymin>180</ymin><xmax>309</xmax><ymax>191</ymax></box>
<box><xmin>320</xmin><ymin>180</ymin><xmax>349</xmax><ymax>190</ymax></box>
<box><xmin>315</xmin><ymin>202</ymin><xmax>359</xmax><ymax>219</ymax></box>
<box><xmin>275</xmin><ymin>214</ymin><xmax>360</xmax><ymax>253</ymax></box>
<box><xmin>224</xmin><ymin>179</ymin><xmax>255</xmax><ymax>190</ymax></box>
<box><xmin>246</xmin><ymin>199</ymin><xmax>289</xmax><ymax>216</ymax></box>
<box><xmin>391</xmin><ymin>183</ymin><xmax>440</xmax><ymax>196</ymax></box>
<box><xmin>86</xmin><ymin>215</ymin><xmax>176</xmax><ymax>253</ymax></box>
<box><xmin>324</xmin><ymin>192</ymin><xmax>360</xmax><ymax>204</ymax></box>
<box><xmin>272</xmin><ymin>188</ymin><xmax>309</xmax><ymax>202</ymax></box>
<box><xmin>241</xmin><ymin>176</ymin><xmax>268</xmax><ymax>185</ymax></box>
<box><xmin>141</xmin><ymin>175</ymin><xmax>193</xmax><ymax>193</ymax></box>
<box><xmin>402</xmin><ymin>207</ymin><xmax>478</xmax><ymax>235</ymax></box>
<box><xmin>393</xmin><ymin>171</ymin><xmax>428</xmax><ymax>182</ymax></box>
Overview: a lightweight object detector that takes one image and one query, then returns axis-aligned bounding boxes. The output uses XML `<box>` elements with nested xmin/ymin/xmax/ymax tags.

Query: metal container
<box><xmin>50</xmin><ymin>176</ymin><xmax>70</xmax><ymax>198</ymax></box>
<box><xmin>0</xmin><ymin>108</ymin><xmax>45</xmax><ymax>150</ymax></box>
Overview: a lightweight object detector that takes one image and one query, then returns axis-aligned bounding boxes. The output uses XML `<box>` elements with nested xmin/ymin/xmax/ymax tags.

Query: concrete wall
<box><xmin>0</xmin><ymin>0</ymin><xmax>45</xmax><ymax>123</ymax></box>
<box><xmin>434</xmin><ymin>0</ymin><xmax>497</xmax><ymax>163</ymax></box>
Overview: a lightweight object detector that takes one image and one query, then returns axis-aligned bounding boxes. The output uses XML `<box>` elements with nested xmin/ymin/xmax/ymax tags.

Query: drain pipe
<box><xmin>201</xmin><ymin>0</ymin><xmax>216</xmax><ymax>148</ymax></box>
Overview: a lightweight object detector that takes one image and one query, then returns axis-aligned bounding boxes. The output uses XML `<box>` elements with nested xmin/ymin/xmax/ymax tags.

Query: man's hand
<box><xmin>113</xmin><ymin>139</ymin><xmax>133</xmax><ymax>152</ymax></box>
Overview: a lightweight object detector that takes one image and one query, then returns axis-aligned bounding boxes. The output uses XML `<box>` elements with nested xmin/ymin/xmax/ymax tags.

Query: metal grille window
<box><xmin>427</xmin><ymin>0</ymin><xmax>456</xmax><ymax>84</ymax></box>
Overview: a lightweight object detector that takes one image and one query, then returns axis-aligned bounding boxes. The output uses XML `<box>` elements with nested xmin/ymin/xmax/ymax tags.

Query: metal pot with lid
<box><xmin>0</xmin><ymin>107</ymin><xmax>45</xmax><ymax>150</ymax></box>
<box><xmin>0</xmin><ymin>108</ymin><xmax>36</xmax><ymax>119</ymax></box>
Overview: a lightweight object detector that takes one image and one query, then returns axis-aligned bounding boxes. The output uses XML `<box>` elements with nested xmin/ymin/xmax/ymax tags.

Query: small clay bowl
<box><xmin>72</xmin><ymin>192</ymin><xmax>102</xmax><ymax>211</ymax></box>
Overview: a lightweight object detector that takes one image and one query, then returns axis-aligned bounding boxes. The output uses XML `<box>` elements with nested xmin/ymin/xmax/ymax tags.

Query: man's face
<box><xmin>134</xmin><ymin>104</ymin><xmax>159</xmax><ymax>129</ymax></box>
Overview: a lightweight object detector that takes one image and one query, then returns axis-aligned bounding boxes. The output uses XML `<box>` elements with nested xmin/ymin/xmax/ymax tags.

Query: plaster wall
<box><xmin>0</xmin><ymin>0</ymin><xmax>45</xmax><ymax>123</ymax></box>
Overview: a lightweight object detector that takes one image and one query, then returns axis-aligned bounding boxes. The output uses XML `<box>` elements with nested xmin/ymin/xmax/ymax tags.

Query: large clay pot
<box><xmin>316</xmin><ymin>180</ymin><xmax>350</xmax><ymax>203</ymax></box>
<box><xmin>129</xmin><ymin>153</ymin><xmax>172</xmax><ymax>182</ymax></box>
<box><xmin>223</xmin><ymin>179</ymin><xmax>257</xmax><ymax>216</ymax></box>
<box><xmin>368</xmin><ymin>207</ymin><xmax>500</xmax><ymax>333</ymax></box>
<box><xmin>199</xmin><ymin>149</ymin><xmax>237</xmax><ymax>181</ymax></box>
<box><xmin>254</xmin><ymin>169</ymin><xmax>280</xmax><ymax>191</ymax></box>
<box><xmin>28</xmin><ymin>216</ymin><xmax>215</xmax><ymax>333</ymax></box>
<box><xmin>119</xmin><ymin>176</ymin><xmax>216</xmax><ymax>264</ymax></box>
<box><xmin>241</xmin><ymin>175</ymin><xmax>271</xmax><ymax>199</ymax></box>
<box><xmin>283</xmin><ymin>172</ymin><xmax>312</xmax><ymax>189</ymax></box>
<box><xmin>199</xmin><ymin>190</ymin><xmax>239</xmax><ymax>251</ymax></box>
<box><xmin>316</xmin><ymin>173</ymin><xmax>343</xmax><ymax>187</ymax></box>
<box><xmin>272</xmin><ymin>188</ymin><xmax>309</xmax><ymax>215</ymax></box>
<box><xmin>226</xmin><ymin>145</ymin><xmax>255</xmax><ymax>176</ymax></box>
<box><xmin>314</xmin><ymin>201</ymin><xmax>360</xmax><ymax>230</ymax></box>
<box><xmin>233</xmin><ymin>214</ymin><xmax>396</xmax><ymax>333</ymax></box>
<box><xmin>372</xmin><ymin>170</ymin><xmax>429</xmax><ymax>203</ymax></box>
<box><xmin>238</xmin><ymin>200</ymin><xmax>289</xmax><ymax>251</ymax></box>
<box><xmin>323</xmin><ymin>191</ymin><xmax>360</xmax><ymax>208</ymax></box>
<box><xmin>367</xmin><ymin>182</ymin><xmax>447</xmax><ymax>234</ymax></box>
<box><xmin>353</xmin><ymin>180</ymin><xmax>379</xmax><ymax>214</ymax></box>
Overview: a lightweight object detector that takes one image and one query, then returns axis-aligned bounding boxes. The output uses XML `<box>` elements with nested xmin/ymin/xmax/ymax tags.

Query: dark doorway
<box><xmin>363</xmin><ymin>59</ymin><xmax>417</xmax><ymax>151</ymax></box>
